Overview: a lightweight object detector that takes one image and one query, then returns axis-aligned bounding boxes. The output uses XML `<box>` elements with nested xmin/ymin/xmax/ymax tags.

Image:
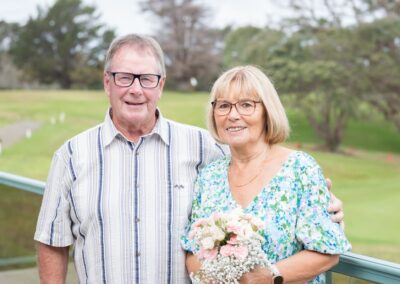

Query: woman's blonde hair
<box><xmin>207</xmin><ymin>65</ymin><xmax>290</xmax><ymax>144</ymax></box>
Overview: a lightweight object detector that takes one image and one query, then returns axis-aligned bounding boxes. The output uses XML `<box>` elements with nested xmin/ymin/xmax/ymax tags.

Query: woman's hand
<box><xmin>239</xmin><ymin>266</ymin><xmax>271</xmax><ymax>284</ymax></box>
<box><xmin>186</xmin><ymin>252</ymin><xmax>201</xmax><ymax>274</ymax></box>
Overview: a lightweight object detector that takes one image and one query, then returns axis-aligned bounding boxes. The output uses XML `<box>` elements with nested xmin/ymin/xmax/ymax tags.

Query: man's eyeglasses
<box><xmin>212</xmin><ymin>100</ymin><xmax>262</xmax><ymax>116</ymax></box>
<box><xmin>107</xmin><ymin>72</ymin><xmax>161</xmax><ymax>89</ymax></box>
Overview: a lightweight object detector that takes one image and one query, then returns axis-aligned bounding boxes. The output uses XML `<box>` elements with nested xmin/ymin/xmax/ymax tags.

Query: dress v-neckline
<box><xmin>226</xmin><ymin>150</ymin><xmax>297</xmax><ymax>210</ymax></box>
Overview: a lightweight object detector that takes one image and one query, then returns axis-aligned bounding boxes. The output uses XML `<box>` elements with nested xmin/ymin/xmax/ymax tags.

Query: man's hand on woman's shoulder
<box><xmin>326</xmin><ymin>178</ymin><xmax>345</xmax><ymax>229</ymax></box>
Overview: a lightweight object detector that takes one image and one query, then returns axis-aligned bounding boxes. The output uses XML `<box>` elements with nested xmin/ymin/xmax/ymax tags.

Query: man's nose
<box><xmin>128</xmin><ymin>77</ymin><xmax>142</xmax><ymax>92</ymax></box>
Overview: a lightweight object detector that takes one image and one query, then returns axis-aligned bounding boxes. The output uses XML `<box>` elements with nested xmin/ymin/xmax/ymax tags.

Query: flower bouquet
<box><xmin>188</xmin><ymin>207</ymin><xmax>273</xmax><ymax>284</ymax></box>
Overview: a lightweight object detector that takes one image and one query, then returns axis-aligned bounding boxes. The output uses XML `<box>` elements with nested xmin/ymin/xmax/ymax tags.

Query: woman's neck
<box><xmin>230</xmin><ymin>143</ymin><xmax>271</xmax><ymax>167</ymax></box>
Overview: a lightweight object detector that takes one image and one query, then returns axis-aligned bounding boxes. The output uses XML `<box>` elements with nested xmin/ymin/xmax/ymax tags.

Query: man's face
<box><xmin>104</xmin><ymin>45</ymin><xmax>165</xmax><ymax>134</ymax></box>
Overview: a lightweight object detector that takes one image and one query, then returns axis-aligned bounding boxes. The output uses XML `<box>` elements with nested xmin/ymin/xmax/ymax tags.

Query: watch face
<box><xmin>272</xmin><ymin>275</ymin><xmax>284</xmax><ymax>284</ymax></box>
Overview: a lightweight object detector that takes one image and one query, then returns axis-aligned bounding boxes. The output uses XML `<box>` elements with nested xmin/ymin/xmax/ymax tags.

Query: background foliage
<box><xmin>7</xmin><ymin>0</ymin><xmax>115</xmax><ymax>89</ymax></box>
<box><xmin>1</xmin><ymin>0</ymin><xmax>399</xmax><ymax>151</ymax></box>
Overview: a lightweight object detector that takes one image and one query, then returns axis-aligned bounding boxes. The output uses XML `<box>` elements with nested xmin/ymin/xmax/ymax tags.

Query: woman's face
<box><xmin>214</xmin><ymin>94</ymin><xmax>267</xmax><ymax>149</ymax></box>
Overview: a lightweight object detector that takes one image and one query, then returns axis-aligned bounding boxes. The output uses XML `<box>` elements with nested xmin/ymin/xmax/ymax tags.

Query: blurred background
<box><xmin>0</xmin><ymin>0</ymin><xmax>399</xmax><ymax>283</ymax></box>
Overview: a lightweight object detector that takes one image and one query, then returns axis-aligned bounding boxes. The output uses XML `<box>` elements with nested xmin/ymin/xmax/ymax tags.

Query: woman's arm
<box><xmin>276</xmin><ymin>250</ymin><xmax>339</xmax><ymax>284</ymax></box>
<box><xmin>239</xmin><ymin>250</ymin><xmax>339</xmax><ymax>284</ymax></box>
<box><xmin>186</xmin><ymin>252</ymin><xmax>202</xmax><ymax>274</ymax></box>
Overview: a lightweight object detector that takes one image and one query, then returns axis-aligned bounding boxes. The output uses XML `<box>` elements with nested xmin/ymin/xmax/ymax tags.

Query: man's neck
<box><xmin>110</xmin><ymin>109</ymin><xmax>159</xmax><ymax>143</ymax></box>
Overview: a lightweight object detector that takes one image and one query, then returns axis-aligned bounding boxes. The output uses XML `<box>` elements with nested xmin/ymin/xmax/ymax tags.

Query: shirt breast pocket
<box><xmin>173</xmin><ymin>182</ymin><xmax>195</xmax><ymax>230</ymax></box>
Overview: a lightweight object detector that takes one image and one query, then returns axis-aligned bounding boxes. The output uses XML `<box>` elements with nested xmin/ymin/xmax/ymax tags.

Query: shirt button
<box><xmin>136</xmin><ymin>251</ymin><xmax>141</xmax><ymax>257</ymax></box>
<box><xmin>135</xmin><ymin>217</ymin><xmax>140</xmax><ymax>223</ymax></box>
<box><xmin>136</xmin><ymin>151</ymin><xmax>139</xmax><ymax>156</ymax></box>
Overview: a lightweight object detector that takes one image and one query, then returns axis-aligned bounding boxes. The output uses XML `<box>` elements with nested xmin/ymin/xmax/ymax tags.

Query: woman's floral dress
<box><xmin>181</xmin><ymin>151</ymin><xmax>351</xmax><ymax>283</ymax></box>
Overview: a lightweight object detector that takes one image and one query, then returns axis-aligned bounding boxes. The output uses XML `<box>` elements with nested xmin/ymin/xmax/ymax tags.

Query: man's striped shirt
<box><xmin>34</xmin><ymin>110</ymin><xmax>226</xmax><ymax>283</ymax></box>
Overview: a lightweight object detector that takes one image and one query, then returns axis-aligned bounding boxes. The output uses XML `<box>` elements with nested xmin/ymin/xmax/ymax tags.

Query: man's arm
<box><xmin>37</xmin><ymin>242</ymin><xmax>69</xmax><ymax>284</ymax></box>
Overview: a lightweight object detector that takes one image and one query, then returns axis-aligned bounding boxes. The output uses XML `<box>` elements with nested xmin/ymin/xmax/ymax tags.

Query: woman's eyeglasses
<box><xmin>212</xmin><ymin>100</ymin><xmax>261</xmax><ymax>116</ymax></box>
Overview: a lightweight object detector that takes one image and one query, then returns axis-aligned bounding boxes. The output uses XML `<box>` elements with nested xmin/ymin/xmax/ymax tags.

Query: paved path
<box><xmin>0</xmin><ymin>264</ymin><xmax>78</xmax><ymax>283</ymax></box>
<box><xmin>0</xmin><ymin>120</ymin><xmax>41</xmax><ymax>148</ymax></box>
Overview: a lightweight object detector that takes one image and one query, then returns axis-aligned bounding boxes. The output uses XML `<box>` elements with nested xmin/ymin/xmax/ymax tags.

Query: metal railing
<box><xmin>1</xmin><ymin>171</ymin><xmax>400</xmax><ymax>283</ymax></box>
<box><xmin>327</xmin><ymin>253</ymin><xmax>400</xmax><ymax>283</ymax></box>
<box><xmin>0</xmin><ymin>171</ymin><xmax>44</xmax><ymax>195</ymax></box>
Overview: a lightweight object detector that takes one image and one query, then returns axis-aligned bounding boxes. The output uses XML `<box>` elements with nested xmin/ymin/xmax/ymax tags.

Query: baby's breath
<box><xmin>189</xmin><ymin>207</ymin><xmax>274</xmax><ymax>283</ymax></box>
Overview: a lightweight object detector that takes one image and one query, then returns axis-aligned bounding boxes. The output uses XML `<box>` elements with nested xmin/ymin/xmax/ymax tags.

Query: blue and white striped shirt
<box><xmin>34</xmin><ymin>109</ymin><xmax>226</xmax><ymax>283</ymax></box>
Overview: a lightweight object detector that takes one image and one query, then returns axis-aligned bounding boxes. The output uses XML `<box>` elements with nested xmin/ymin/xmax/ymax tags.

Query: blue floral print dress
<box><xmin>181</xmin><ymin>151</ymin><xmax>351</xmax><ymax>283</ymax></box>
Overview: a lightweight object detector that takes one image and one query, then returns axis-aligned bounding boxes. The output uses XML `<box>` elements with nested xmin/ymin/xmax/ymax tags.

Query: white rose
<box><xmin>238</xmin><ymin>224</ymin><xmax>253</xmax><ymax>240</ymax></box>
<box><xmin>201</xmin><ymin>237</ymin><xmax>215</xmax><ymax>250</ymax></box>
<box><xmin>211</xmin><ymin>227</ymin><xmax>226</xmax><ymax>241</ymax></box>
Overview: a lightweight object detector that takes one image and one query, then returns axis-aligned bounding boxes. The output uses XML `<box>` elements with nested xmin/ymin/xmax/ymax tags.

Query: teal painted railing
<box><xmin>1</xmin><ymin>171</ymin><xmax>400</xmax><ymax>283</ymax></box>
<box><xmin>0</xmin><ymin>171</ymin><xmax>44</xmax><ymax>195</ymax></box>
<box><xmin>327</xmin><ymin>253</ymin><xmax>400</xmax><ymax>283</ymax></box>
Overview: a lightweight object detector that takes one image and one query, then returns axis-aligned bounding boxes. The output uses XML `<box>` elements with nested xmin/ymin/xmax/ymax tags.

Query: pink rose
<box><xmin>220</xmin><ymin>244</ymin><xmax>235</xmax><ymax>257</ymax></box>
<box><xmin>227</xmin><ymin>222</ymin><xmax>241</xmax><ymax>234</ymax></box>
<box><xmin>193</xmin><ymin>219</ymin><xmax>207</xmax><ymax>228</ymax></box>
<box><xmin>198</xmin><ymin>248</ymin><xmax>218</xmax><ymax>260</ymax></box>
<box><xmin>227</xmin><ymin>235</ymin><xmax>238</xmax><ymax>245</ymax></box>
<box><xmin>233</xmin><ymin>245</ymin><xmax>248</xmax><ymax>260</ymax></box>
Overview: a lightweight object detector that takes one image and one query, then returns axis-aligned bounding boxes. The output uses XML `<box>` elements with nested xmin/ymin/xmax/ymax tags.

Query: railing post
<box><xmin>325</xmin><ymin>271</ymin><xmax>332</xmax><ymax>284</ymax></box>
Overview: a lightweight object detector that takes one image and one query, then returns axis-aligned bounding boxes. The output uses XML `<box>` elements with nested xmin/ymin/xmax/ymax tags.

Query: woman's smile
<box><xmin>226</xmin><ymin>126</ymin><xmax>247</xmax><ymax>132</ymax></box>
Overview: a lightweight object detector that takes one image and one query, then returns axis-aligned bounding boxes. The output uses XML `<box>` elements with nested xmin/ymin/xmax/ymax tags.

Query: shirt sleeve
<box><xmin>295</xmin><ymin>154</ymin><xmax>351</xmax><ymax>254</ymax></box>
<box><xmin>34</xmin><ymin>143</ymin><xmax>74</xmax><ymax>247</ymax></box>
<box><xmin>201</xmin><ymin>130</ymin><xmax>228</xmax><ymax>167</ymax></box>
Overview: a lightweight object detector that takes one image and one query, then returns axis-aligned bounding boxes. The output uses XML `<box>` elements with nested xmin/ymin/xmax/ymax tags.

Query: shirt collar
<box><xmin>102</xmin><ymin>108</ymin><xmax>170</xmax><ymax>147</ymax></box>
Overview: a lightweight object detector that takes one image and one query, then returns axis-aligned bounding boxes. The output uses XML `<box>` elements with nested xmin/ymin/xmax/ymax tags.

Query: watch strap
<box><xmin>270</xmin><ymin>264</ymin><xmax>284</xmax><ymax>284</ymax></box>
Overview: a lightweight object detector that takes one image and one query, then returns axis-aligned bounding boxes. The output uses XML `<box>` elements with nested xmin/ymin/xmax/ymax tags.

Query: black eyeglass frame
<box><xmin>107</xmin><ymin>71</ymin><xmax>162</xmax><ymax>89</ymax></box>
<box><xmin>211</xmin><ymin>100</ymin><xmax>262</xmax><ymax>116</ymax></box>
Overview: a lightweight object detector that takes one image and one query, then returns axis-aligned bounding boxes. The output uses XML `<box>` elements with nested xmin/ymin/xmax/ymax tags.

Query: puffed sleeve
<box><xmin>34</xmin><ymin>143</ymin><xmax>74</xmax><ymax>247</ymax></box>
<box><xmin>295</xmin><ymin>153</ymin><xmax>351</xmax><ymax>254</ymax></box>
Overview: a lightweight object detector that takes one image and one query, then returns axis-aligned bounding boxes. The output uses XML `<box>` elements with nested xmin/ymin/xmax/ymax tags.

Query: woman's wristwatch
<box><xmin>270</xmin><ymin>264</ymin><xmax>284</xmax><ymax>284</ymax></box>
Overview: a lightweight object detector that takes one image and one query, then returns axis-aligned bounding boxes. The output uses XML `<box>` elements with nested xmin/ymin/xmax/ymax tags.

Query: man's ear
<box><xmin>158</xmin><ymin>77</ymin><xmax>166</xmax><ymax>97</ymax></box>
<box><xmin>104</xmin><ymin>72</ymin><xmax>111</xmax><ymax>97</ymax></box>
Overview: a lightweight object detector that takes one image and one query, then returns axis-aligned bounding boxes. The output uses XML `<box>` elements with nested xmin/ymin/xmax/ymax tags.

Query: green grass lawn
<box><xmin>1</xmin><ymin>90</ymin><xmax>400</xmax><ymax>267</ymax></box>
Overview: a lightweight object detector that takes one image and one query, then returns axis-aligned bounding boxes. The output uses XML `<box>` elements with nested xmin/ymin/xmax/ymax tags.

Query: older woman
<box><xmin>181</xmin><ymin>65</ymin><xmax>351</xmax><ymax>283</ymax></box>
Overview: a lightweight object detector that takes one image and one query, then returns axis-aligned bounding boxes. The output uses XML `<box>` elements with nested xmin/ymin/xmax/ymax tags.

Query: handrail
<box><xmin>330</xmin><ymin>252</ymin><xmax>400</xmax><ymax>283</ymax></box>
<box><xmin>1</xmin><ymin>170</ymin><xmax>400</xmax><ymax>283</ymax></box>
<box><xmin>0</xmin><ymin>256</ymin><xmax>36</xmax><ymax>267</ymax></box>
<box><xmin>0</xmin><ymin>171</ymin><xmax>45</xmax><ymax>195</ymax></box>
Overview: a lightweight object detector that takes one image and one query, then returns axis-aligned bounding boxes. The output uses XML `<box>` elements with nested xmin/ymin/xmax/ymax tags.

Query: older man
<box><xmin>34</xmin><ymin>34</ymin><xmax>344</xmax><ymax>283</ymax></box>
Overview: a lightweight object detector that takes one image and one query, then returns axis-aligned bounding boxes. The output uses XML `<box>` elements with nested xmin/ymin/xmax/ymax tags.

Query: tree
<box><xmin>280</xmin><ymin>0</ymin><xmax>400</xmax><ymax>134</ymax></box>
<box><xmin>269</xmin><ymin>28</ymin><xmax>359</xmax><ymax>151</ymax></box>
<box><xmin>0</xmin><ymin>21</ymin><xmax>22</xmax><ymax>88</ymax></box>
<box><xmin>223</xmin><ymin>26</ymin><xmax>285</xmax><ymax>68</ymax></box>
<box><xmin>10</xmin><ymin>0</ymin><xmax>115</xmax><ymax>89</ymax></box>
<box><xmin>141</xmin><ymin>0</ymin><xmax>222</xmax><ymax>91</ymax></box>
<box><xmin>0</xmin><ymin>21</ymin><xmax>20</xmax><ymax>52</ymax></box>
<box><xmin>223</xmin><ymin>25</ymin><xmax>357</xmax><ymax>151</ymax></box>
<box><xmin>353</xmin><ymin>17</ymin><xmax>400</xmax><ymax>130</ymax></box>
<box><xmin>222</xmin><ymin>0</ymin><xmax>400</xmax><ymax>151</ymax></box>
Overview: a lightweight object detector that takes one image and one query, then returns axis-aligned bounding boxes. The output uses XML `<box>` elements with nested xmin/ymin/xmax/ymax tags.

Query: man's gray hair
<box><xmin>104</xmin><ymin>34</ymin><xmax>166</xmax><ymax>77</ymax></box>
